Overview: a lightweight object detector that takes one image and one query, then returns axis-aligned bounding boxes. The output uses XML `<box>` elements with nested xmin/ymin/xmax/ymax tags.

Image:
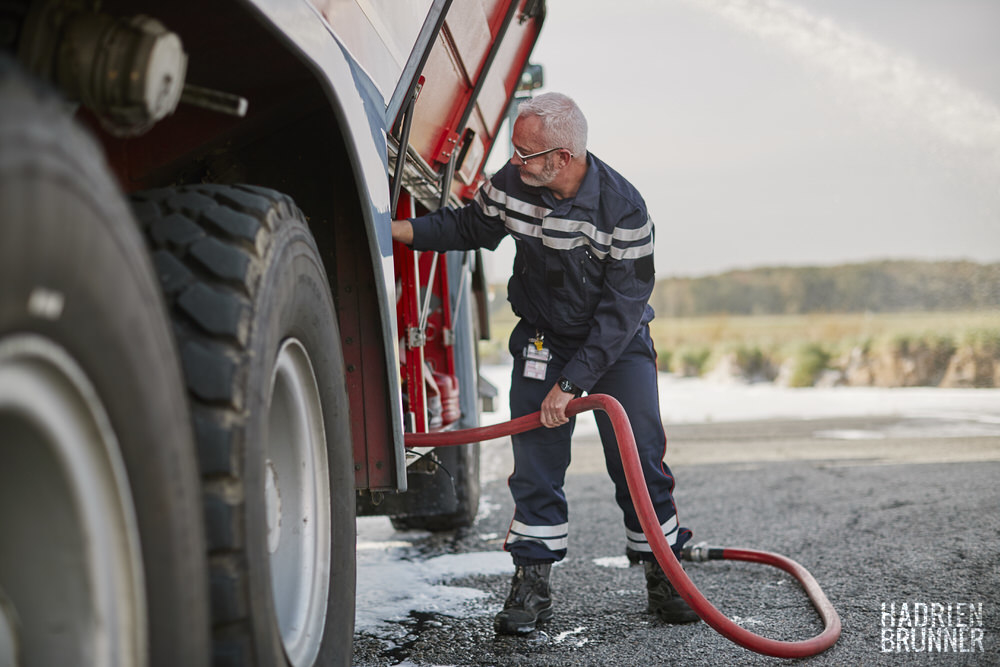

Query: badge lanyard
<box><xmin>523</xmin><ymin>330</ymin><xmax>551</xmax><ymax>380</ymax></box>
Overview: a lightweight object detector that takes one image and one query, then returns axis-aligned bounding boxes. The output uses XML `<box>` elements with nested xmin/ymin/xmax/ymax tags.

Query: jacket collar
<box><xmin>538</xmin><ymin>152</ymin><xmax>600</xmax><ymax>212</ymax></box>
<box><xmin>572</xmin><ymin>153</ymin><xmax>601</xmax><ymax>211</ymax></box>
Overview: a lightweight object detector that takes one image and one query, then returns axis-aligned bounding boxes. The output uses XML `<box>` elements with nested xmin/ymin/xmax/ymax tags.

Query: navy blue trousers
<box><xmin>504</xmin><ymin>319</ymin><xmax>692</xmax><ymax>565</ymax></box>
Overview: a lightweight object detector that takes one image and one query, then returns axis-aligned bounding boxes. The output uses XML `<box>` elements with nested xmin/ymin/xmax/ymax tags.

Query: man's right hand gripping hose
<box><xmin>404</xmin><ymin>394</ymin><xmax>842</xmax><ymax>659</ymax></box>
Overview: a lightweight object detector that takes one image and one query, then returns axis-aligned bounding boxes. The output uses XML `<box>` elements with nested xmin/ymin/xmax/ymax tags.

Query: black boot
<box><xmin>494</xmin><ymin>563</ymin><xmax>553</xmax><ymax>634</ymax></box>
<box><xmin>644</xmin><ymin>560</ymin><xmax>700</xmax><ymax>624</ymax></box>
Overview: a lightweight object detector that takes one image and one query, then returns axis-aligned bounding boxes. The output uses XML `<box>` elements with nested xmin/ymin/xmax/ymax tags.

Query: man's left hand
<box><xmin>391</xmin><ymin>219</ymin><xmax>414</xmax><ymax>244</ymax></box>
<box><xmin>540</xmin><ymin>383</ymin><xmax>574</xmax><ymax>428</ymax></box>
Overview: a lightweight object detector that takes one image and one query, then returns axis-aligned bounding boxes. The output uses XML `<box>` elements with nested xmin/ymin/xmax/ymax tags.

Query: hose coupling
<box><xmin>681</xmin><ymin>541</ymin><xmax>723</xmax><ymax>562</ymax></box>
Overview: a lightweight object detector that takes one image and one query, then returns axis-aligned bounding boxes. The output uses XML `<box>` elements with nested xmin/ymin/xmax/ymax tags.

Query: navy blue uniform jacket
<box><xmin>410</xmin><ymin>153</ymin><xmax>656</xmax><ymax>392</ymax></box>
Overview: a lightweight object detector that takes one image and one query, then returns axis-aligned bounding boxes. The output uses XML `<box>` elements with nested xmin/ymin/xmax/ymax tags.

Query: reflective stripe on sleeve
<box><xmin>480</xmin><ymin>181</ymin><xmax>552</xmax><ymax>220</ymax></box>
<box><xmin>478</xmin><ymin>181</ymin><xmax>654</xmax><ymax>260</ymax></box>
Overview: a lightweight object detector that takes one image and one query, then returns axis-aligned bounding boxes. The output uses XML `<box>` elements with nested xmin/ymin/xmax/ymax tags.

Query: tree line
<box><xmin>649</xmin><ymin>260</ymin><xmax>1000</xmax><ymax>317</ymax></box>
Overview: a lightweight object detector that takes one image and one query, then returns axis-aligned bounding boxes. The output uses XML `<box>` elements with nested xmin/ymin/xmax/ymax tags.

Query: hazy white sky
<box><xmin>487</xmin><ymin>0</ymin><xmax>1000</xmax><ymax>278</ymax></box>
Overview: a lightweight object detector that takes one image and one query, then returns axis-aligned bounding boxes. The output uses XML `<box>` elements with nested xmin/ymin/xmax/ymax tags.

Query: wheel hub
<box><xmin>266</xmin><ymin>338</ymin><xmax>332</xmax><ymax>667</ymax></box>
<box><xmin>0</xmin><ymin>335</ymin><xmax>146</xmax><ymax>667</ymax></box>
<box><xmin>265</xmin><ymin>459</ymin><xmax>282</xmax><ymax>554</ymax></box>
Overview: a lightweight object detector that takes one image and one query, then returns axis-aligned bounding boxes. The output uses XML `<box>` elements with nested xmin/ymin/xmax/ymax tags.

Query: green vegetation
<box><xmin>481</xmin><ymin>260</ymin><xmax>1000</xmax><ymax>386</ymax></box>
<box><xmin>646</xmin><ymin>311</ymin><xmax>1000</xmax><ymax>355</ymax></box>
<box><xmin>676</xmin><ymin>346</ymin><xmax>712</xmax><ymax>377</ymax></box>
<box><xmin>646</xmin><ymin>311</ymin><xmax>999</xmax><ymax>386</ymax></box>
<box><xmin>650</xmin><ymin>260</ymin><xmax>999</xmax><ymax>316</ymax></box>
<box><xmin>786</xmin><ymin>343</ymin><xmax>832</xmax><ymax>388</ymax></box>
<box><xmin>727</xmin><ymin>343</ymin><xmax>771</xmax><ymax>381</ymax></box>
<box><xmin>963</xmin><ymin>328</ymin><xmax>1000</xmax><ymax>356</ymax></box>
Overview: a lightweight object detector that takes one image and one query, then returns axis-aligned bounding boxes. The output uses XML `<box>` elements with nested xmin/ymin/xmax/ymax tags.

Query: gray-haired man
<box><xmin>392</xmin><ymin>92</ymin><xmax>698</xmax><ymax>633</ymax></box>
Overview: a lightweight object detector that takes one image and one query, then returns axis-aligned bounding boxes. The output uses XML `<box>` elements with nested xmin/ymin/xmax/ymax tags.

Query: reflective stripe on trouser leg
<box><xmin>504</xmin><ymin>321</ymin><xmax>574</xmax><ymax>563</ymax></box>
<box><xmin>625</xmin><ymin>516</ymin><xmax>679</xmax><ymax>554</ymax></box>
<box><xmin>591</xmin><ymin>325</ymin><xmax>692</xmax><ymax>557</ymax></box>
<box><xmin>507</xmin><ymin>520</ymin><xmax>569</xmax><ymax>554</ymax></box>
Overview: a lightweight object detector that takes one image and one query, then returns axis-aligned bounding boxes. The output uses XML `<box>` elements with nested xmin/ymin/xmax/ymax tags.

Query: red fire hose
<box><xmin>405</xmin><ymin>394</ymin><xmax>841</xmax><ymax>659</ymax></box>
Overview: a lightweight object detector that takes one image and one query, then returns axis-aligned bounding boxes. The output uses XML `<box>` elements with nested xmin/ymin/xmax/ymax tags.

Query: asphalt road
<box><xmin>353</xmin><ymin>415</ymin><xmax>1000</xmax><ymax>666</ymax></box>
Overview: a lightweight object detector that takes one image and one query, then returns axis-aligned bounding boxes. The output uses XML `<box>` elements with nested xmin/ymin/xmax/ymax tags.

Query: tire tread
<box><xmin>134</xmin><ymin>185</ymin><xmax>303</xmax><ymax>655</ymax></box>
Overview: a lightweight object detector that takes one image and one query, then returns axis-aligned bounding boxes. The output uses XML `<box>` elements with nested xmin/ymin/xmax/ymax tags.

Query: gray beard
<box><xmin>518</xmin><ymin>156</ymin><xmax>559</xmax><ymax>188</ymax></box>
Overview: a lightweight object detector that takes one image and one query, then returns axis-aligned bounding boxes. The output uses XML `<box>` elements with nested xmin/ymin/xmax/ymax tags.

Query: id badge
<box><xmin>523</xmin><ymin>336</ymin><xmax>551</xmax><ymax>381</ymax></box>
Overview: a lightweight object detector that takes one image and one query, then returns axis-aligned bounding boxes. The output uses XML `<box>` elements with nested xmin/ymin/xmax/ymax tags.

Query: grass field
<box><xmin>647</xmin><ymin>310</ymin><xmax>1000</xmax><ymax>352</ymax></box>
<box><xmin>647</xmin><ymin>311</ymin><xmax>1000</xmax><ymax>381</ymax></box>
<box><xmin>481</xmin><ymin>309</ymin><xmax>1000</xmax><ymax>381</ymax></box>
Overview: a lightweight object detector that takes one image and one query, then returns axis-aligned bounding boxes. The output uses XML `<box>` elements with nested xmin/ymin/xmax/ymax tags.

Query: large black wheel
<box><xmin>0</xmin><ymin>57</ymin><xmax>210</xmax><ymax>666</ymax></box>
<box><xmin>132</xmin><ymin>184</ymin><xmax>355</xmax><ymax>666</ymax></box>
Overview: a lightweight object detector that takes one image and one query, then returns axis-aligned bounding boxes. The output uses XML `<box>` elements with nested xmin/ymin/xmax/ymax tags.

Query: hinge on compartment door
<box><xmin>434</xmin><ymin>129</ymin><xmax>461</xmax><ymax>166</ymax></box>
<box><xmin>407</xmin><ymin>327</ymin><xmax>426</xmax><ymax>349</ymax></box>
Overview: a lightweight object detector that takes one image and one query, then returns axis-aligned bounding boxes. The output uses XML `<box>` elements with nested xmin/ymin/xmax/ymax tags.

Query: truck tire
<box><xmin>132</xmin><ymin>184</ymin><xmax>355</xmax><ymax>666</ymax></box>
<box><xmin>0</xmin><ymin>56</ymin><xmax>210</xmax><ymax>667</ymax></box>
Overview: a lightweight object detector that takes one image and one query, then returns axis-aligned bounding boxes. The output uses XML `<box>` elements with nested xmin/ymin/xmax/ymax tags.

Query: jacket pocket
<box><xmin>546</xmin><ymin>246</ymin><xmax>604</xmax><ymax>327</ymax></box>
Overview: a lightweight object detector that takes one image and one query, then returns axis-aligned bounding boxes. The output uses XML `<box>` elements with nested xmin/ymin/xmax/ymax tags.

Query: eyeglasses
<box><xmin>512</xmin><ymin>146</ymin><xmax>573</xmax><ymax>162</ymax></box>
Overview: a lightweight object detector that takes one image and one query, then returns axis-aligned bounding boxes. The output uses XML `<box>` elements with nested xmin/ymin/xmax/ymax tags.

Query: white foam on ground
<box><xmin>593</xmin><ymin>555</ymin><xmax>632</xmax><ymax>569</ymax></box>
<box><xmin>355</xmin><ymin>518</ymin><xmax>512</xmax><ymax>634</ymax></box>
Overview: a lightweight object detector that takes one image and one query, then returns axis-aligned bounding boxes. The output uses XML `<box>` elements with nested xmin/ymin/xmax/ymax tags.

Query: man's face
<box><xmin>511</xmin><ymin>115</ymin><xmax>562</xmax><ymax>188</ymax></box>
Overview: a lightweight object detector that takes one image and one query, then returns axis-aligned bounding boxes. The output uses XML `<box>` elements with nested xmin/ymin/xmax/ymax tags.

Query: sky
<box><xmin>486</xmin><ymin>0</ymin><xmax>1000</xmax><ymax>278</ymax></box>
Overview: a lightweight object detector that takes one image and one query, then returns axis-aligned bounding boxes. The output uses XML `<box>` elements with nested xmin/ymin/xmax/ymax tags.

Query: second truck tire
<box><xmin>132</xmin><ymin>184</ymin><xmax>355</xmax><ymax>667</ymax></box>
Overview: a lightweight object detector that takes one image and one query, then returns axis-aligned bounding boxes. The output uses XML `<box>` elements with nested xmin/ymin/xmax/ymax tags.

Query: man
<box><xmin>391</xmin><ymin>92</ymin><xmax>698</xmax><ymax>634</ymax></box>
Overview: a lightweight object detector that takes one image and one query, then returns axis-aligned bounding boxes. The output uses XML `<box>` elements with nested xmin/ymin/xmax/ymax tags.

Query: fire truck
<box><xmin>0</xmin><ymin>1</ymin><xmax>544</xmax><ymax>665</ymax></box>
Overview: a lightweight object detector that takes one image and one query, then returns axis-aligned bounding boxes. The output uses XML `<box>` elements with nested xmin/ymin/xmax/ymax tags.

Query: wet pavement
<box><xmin>353</xmin><ymin>415</ymin><xmax>1000</xmax><ymax>666</ymax></box>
